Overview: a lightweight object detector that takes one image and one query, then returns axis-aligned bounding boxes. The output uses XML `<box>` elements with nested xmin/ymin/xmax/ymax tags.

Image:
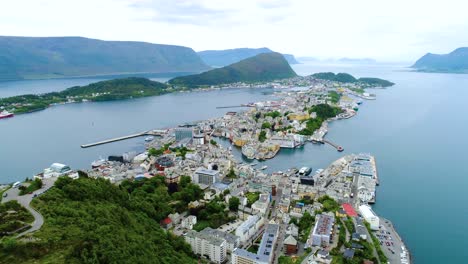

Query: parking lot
<box><xmin>374</xmin><ymin>217</ymin><xmax>410</xmax><ymax>264</ymax></box>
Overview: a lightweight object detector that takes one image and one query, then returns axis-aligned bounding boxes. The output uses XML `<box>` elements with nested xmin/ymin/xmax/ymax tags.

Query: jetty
<box><xmin>322</xmin><ymin>139</ymin><xmax>344</xmax><ymax>152</ymax></box>
<box><xmin>80</xmin><ymin>130</ymin><xmax>167</xmax><ymax>148</ymax></box>
<box><xmin>216</xmin><ymin>105</ymin><xmax>252</xmax><ymax>109</ymax></box>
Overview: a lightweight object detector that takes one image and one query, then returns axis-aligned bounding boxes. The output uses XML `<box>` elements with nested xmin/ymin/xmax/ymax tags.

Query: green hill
<box><xmin>0</xmin><ymin>36</ymin><xmax>210</xmax><ymax>80</ymax></box>
<box><xmin>169</xmin><ymin>52</ymin><xmax>297</xmax><ymax>87</ymax></box>
<box><xmin>312</xmin><ymin>72</ymin><xmax>394</xmax><ymax>87</ymax></box>
<box><xmin>0</xmin><ymin>176</ymin><xmax>199</xmax><ymax>264</ymax></box>
<box><xmin>412</xmin><ymin>48</ymin><xmax>468</xmax><ymax>73</ymax></box>
<box><xmin>197</xmin><ymin>48</ymin><xmax>299</xmax><ymax>66</ymax></box>
<box><xmin>0</xmin><ymin>77</ymin><xmax>169</xmax><ymax>114</ymax></box>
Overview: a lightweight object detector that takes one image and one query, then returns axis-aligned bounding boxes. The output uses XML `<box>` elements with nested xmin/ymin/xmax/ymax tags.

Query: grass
<box><xmin>0</xmin><ymin>201</ymin><xmax>34</xmax><ymax>237</ymax></box>
<box><xmin>365</xmin><ymin>222</ymin><xmax>388</xmax><ymax>263</ymax></box>
<box><xmin>245</xmin><ymin>192</ymin><xmax>260</xmax><ymax>207</ymax></box>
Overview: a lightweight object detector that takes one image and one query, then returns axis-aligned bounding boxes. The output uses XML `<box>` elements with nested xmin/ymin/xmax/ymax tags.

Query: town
<box><xmin>1</xmin><ymin>76</ymin><xmax>409</xmax><ymax>264</ymax></box>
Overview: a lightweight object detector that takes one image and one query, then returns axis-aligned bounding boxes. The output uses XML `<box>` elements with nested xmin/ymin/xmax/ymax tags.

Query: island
<box><xmin>197</xmin><ymin>47</ymin><xmax>299</xmax><ymax>67</ymax></box>
<box><xmin>412</xmin><ymin>47</ymin><xmax>468</xmax><ymax>73</ymax></box>
<box><xmin>312</xmin><ymin>72</ymin><xmax>395</xmax><ymax>87</ymax></box>
<box><xmin>169</xmin><ymin>52</ymin><xmax>297</xmax><ymax>88</ymax></box>
<box><xmin>0</xmin><ymin>36</ymin><xmax>210</xmax><ymax>81</ymax></box>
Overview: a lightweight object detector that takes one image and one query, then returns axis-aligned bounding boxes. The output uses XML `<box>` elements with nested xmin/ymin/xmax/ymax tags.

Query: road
<box><xmin>2</xmin><ymin>177</ymin><xmax>57</xmax><ymax>237</ymax></box>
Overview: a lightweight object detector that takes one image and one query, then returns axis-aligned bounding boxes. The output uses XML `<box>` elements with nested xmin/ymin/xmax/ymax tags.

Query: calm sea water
<box><xmin>1</xmin><ymin>63</ymin><xmax>467</xmax><ymax>263</ymax></box>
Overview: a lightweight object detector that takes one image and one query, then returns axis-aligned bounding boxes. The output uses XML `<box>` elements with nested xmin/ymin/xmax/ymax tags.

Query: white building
<box><xmin>184</xmin><ymin>230</ymin><xmax>227</xmax><ymax>264</ymax></box>
<box><xmin>36</xmin><ymin>163</ymin><xmax>73</xmax><ymax>179</ymax></box>
<box><xmin>201</xmin><ymin>227</ymin><xmax>240</xmax><ymax>253</ymax></box>
<box><xmin>251</xmin><ymin>193</ymin><xmax>271</xmax><ymax>215</ymax></box>
<box><xmin>181</xmin><ymin>215</ymin><xmax>197</xmax><ymax>230</ymax></box>
<box><xmin>235</xmin><ymin>215</ymin><xmax>264</xmax><ymax>243</ymax></box>
<box><xmin>193</xmin><ymin>168</ymin><xmax>219</xmax><ymax>185</ymax></box>
<box><xmin>359</xmin><ymin>204</ymin><xmax>379</xmax><ymax>230</ymax></box>
<box><xmin>232</xmin><ymin>224</ymin><xmax>279</xmax><ymax>264</ymax></box>
<box><xmin>310</xmin><ymin>214</ymin><xmax>335</xmax><ymax>247</ymax></box>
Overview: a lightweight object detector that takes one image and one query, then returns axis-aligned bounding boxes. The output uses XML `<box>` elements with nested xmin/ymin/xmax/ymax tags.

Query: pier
<box><xmin>80</xmin><ymin>130</ymin><xmax>167</xmax><ymax>148</ymax></box>
<box><xmin>216</xmin><ymin>105</ymin><xmax>252</xmax><ymax>109</ymax></box>
<box><xmin>322</xmin><ymin>139</ymin><xmax>344</xmax><ymax>152</ymax></box>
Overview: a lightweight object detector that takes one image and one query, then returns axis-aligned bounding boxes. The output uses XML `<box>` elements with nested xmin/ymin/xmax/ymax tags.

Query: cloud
<box><xmin>1</xmin><ymin>0</ymin><xmax>468</xmax><ymax>61</ymax></box>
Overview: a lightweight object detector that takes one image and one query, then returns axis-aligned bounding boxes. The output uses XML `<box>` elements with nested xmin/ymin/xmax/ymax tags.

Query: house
<box><xmin>285</xmin><ymin>223</ymin><xmax>299</xmax><ymax>238</ymax></box>
<box><xmin>160</xmin><ymin>217</ymin><xmax>172</xmax><ymax>229</ymax></box>
<box><xmin>283</xmin><ymin>235</ymin><xmax>298</xmax><ymax>255</ymax></box>
<box><xmin>168</xmin><ymin>213</ymin><xmax>181</xmax><ymax>225</ymax></box>
<box><xmin>181</xmin><ymin>215</ymin><xmax>197</xmax><ymax>230</ymax></box>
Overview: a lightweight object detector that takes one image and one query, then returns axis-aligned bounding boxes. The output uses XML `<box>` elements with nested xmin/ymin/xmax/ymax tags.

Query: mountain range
<box><xmin>169</xmin><ymin>52</ymin><xmax>297</xmax><ymax>87</ymax></box>
<box><xmin>0</xmin><ymin>36</ymin><xmax>210</xmax><ymax>80</ymax></box>
<box><xmin>197</xmin><ymin>47</ymin><xmax>299</xmax><ymax>67</ymax></box>
<box><xmin>412</xmin><ymin>48</ymin><xmax>468</xmax><ymax>73</ymax></box>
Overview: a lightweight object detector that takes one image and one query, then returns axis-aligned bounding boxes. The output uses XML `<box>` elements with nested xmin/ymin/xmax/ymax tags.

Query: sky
<box><xmin>1</xmin><ymin>0</ymin><xmax>467</xmax><ymax>62</ymax></box>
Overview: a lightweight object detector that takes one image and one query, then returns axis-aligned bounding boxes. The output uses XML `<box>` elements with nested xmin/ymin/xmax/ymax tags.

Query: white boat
<box><xmin>250</xmin><ymin>162</ymin><xmax>258</xmax><ymax>166</ymax></box>
<box><xmin>145</xmin><ymin>136</ymin><xmax>154</xmax><ymax>142</ymax></box>
<box><xmin>260</xmin><ymin>165</ymin><xmax>268</xmax><ymax>170</ymax></box>
<box><xmin>299</xmin><ymin>167</ymin><xmax>312</xmax><ymax>176</ymax></box>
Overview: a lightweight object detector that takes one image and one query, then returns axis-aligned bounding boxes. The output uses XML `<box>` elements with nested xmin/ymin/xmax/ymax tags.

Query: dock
<box><xmin>322</xmin><ymin>139</ymin><xmax>344</xmax><ymax>152</ymax></box>
<box><xmin>80</xmin><ymin>130</ymin><xmax>167</xmax><ymax>148</ymax></box>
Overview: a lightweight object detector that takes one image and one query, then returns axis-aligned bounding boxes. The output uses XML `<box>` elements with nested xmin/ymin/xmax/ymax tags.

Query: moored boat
<box><xmin>0</xmin><ymin>111</ymin><xmax>14</xmax><ymax>119</ymax></box>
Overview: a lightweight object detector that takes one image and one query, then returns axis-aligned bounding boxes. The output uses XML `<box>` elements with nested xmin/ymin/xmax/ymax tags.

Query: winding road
<box><xmin>2</xmin><ymin>177</ymin><xmax>56</xmax><ymax>237</ymax></box>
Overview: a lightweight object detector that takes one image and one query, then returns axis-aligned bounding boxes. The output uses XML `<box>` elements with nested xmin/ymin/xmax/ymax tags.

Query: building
<box><xmin>232</xmin><ymin>224</ymin><xmax>279</xmax><ymax>264</ymax></box>
<box><xmin>358</xmin><ymin>204</ymin><xmax>379</xmax><ymax>230</ymax></box>
<box><xmin>300</xmin><ymin>176</ymin><xmax>314</xmax><ymax>185</ymax></box>
<box><xmin>160</xmin><ymin>217</ymin><xmax>172</xmax><ymax>229</ymax></box>
<box><xmin>193</xmin><ymin>168</ymin><xmax>219</xmax><ymax>185</ymax></box>
<box><xmin>36</xmin><ymin>163</ymin><xmax>73</xmax><ymax>179</ymax></box>
<box><xmin>201</xmin><ymin>227</ymin><xmax>240</xmax><ymax>252</ymax></box>
<box><xmin>155</xmin><ymin>155</ymin><xmax>174</xmax><ymax>171</ymax></box>
<box><xmin>184</xmin><ymin>230</ymin><xmax>227</xmax><ymax>264</ymax></box>
<box><xmin>342</xmin><ymin>203</ymin><xmax>358</xmax><ymax>217</ymax></box>
<box><xmin>251</xmin><ymin>193</ymin><xmax>271</xmax><ymax>215</ymax></box>
<box><xmin>235</xmin><ymin>215</ymin><xmax>264</xmax><ymax>243</ymax></box>
<box><xmin>283</xmin><ymin>235</ymin><xmax>298</xmax><ymax>255</ymax></box>
<box><xmin>310</xmin><ymin>214</ymin><xmax>335</xmax><ymax>247</ymax></box>
<box><xmin>175</xmin><ymin>127</ymin><xmax>193</xmax><ymax>141</ymax></box>
<box><xmin>181</xmin><ymin>215</ymin><xmax>197</xmax><ymax>230</ymax></box>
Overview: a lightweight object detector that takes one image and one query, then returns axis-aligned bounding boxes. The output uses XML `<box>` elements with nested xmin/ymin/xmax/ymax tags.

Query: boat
<box><xmin>0</xmin><ymin>111</ymin><xmax>14</xmax><ymax>119</ymax></box>
<box><xmin>250</xmin><ymin>162</ymin><xmax>258</xmax><ymax>166</ymax></box>
<box><xmin>337</xmin><ymin>146</ymin><xmax>344</xmax><ymax>152</ymax></box>
<box><xmin>298</xmin><ymin>167</ymin><xmax>312</xmax><ymax>176</ymax></box>
<box><xmin>91</xmin><ymin>158</ymin><xmax>107</xmax><ymax>168</ymax></box>
<box><xmin>260</xmin><ymin>165</ymin><xmax>268</xmax><ymax>170</ymax></box>
<box><xmin>315</xmin><ymin>168</ymin><xmax>324</xmax><ymax>174</ymax></box>
<box><xmin>145</xmin><ymin>136</ymin><xmax>154</xmax><ymax>142</ymax></box>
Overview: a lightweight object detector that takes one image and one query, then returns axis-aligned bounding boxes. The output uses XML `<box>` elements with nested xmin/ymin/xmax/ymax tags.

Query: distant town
<box><xmin>1</xmin><ymin>75</ymin><xmax>409</xmax><ymax>264</ymax></box>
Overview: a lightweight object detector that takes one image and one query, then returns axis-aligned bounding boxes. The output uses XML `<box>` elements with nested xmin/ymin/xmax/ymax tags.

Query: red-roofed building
<box><xmin>342</xmin><ymin>203</ymin><xmax>358</xmax><ymax>217</ymax></box>
<box><xmin>160</xmin><ymin>217</ymin><xmax>173</xmax><ymax>229</ymax></box>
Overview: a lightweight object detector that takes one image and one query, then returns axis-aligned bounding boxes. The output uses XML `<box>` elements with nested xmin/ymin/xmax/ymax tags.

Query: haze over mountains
<box><xmin>197</xmin><ymin>48</ymin><xmax>299</xmax><ymax>67</ymax></box>
<box><xmin>412</xmin><ymin>47</ymin><xmax>468</xmax><ymax>73</ymax></box>
<box><xmin>0</xmin><ymin>36</ymin><xmax>210</xmax><ymax>81</ymax></box>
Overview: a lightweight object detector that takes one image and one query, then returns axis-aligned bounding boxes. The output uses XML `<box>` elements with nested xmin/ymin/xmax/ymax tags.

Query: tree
<box><xmin>229</xmin><ymin>197</ymin><xmax>240</xmax><ymax>211</ymax></box>
<box><xmin>261</xmin><ymin>122</ymin><xmax>272</xmax><ymax>129</ymax></box>
<box><xmin>258</xmin><ymin>131</ymin><xmax>267</xmax><ymax>142</ymax></box>
<box><xmin>210</xmin><ymin>139</ymin><xmax>217</xmax><ymax>145</ymax></box>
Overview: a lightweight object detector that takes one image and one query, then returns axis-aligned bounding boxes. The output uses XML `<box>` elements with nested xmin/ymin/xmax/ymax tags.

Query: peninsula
<box><xmin>0</xmin><ymin>77</ymin><xmax>169</xmax><ymax>114</ymax></box>
<box><xmin>1</xmin><ymin>71</ymin><xmax>410</xmax><ymax>264</ymax></box>
<box><xmin>412</xmin><ymin>47</ymin><xmax>468</xmax><ymax>73</ymax></box>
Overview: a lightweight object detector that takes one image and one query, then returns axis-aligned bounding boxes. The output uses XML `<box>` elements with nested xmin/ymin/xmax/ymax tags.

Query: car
<box><xmin>33</xmin><ymin>194</ymin><xmax>38</xmax><ymax>198</ymax></box>
<box><xmin>2</xmin><ymin>193</ymin><xmax>7</xmax><ymax>198</ymax></box>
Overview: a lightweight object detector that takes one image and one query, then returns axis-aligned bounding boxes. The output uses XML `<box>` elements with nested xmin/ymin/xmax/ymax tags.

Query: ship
<box><xmin>145</xmin><ymin>136</ymin><xmax>154</xmax><ymax>142</ymax></box>
<box><xmin>0</xmin><ymin>111</ymin><xmax>14</xmax><ymax>119</ymax></box>
<box><xmin>298</xmin><ymin>167</ymin><xmax>312</xmax><ymax>176</ymax></box>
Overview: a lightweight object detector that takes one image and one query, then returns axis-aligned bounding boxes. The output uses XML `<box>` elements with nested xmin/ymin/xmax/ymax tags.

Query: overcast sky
<box><xmin>1</xmin><ymin>0</ymin><xmax>467</xmax><ymax>62</ymax></box>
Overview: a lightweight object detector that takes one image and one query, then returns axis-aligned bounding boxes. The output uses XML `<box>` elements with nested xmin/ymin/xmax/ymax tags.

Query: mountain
<box><xmin>412</xmin><ymin>48</ymin><xmax>468</xmax><ymax>73</ymax></box>
<box><xmin>197</xmin><ymin>48</ymin><xmax>299</xmax><ymax>66</ymax></box>
<box><xmin>312</xmin><ymin>72</ymin><xmax>394</xmax><ymax>87</ymax></box>
<box><xmin>169</xmin><ymin>52</ymin><xmax>297</xmax><ymax>87</ymax></box>
<box><xmin>0</xmin><ymin>36</ymin><xmax>210</xmax><ymax>80</ymax></box>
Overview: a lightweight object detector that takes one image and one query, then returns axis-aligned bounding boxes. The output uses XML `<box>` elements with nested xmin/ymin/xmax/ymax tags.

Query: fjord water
<box><xmin>1</xmin><ymin>63</ymin><xmax>468</xmax><ymax>263</ymax></box>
